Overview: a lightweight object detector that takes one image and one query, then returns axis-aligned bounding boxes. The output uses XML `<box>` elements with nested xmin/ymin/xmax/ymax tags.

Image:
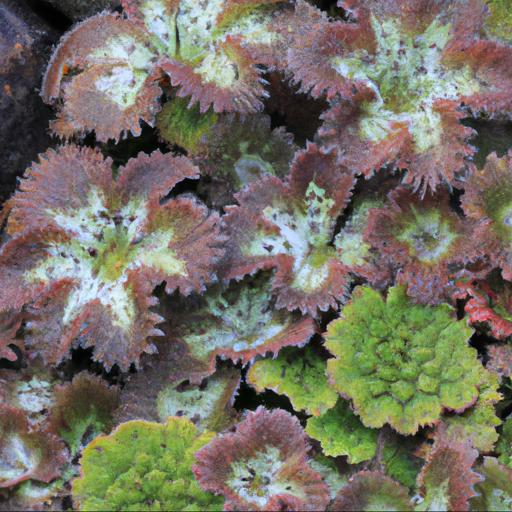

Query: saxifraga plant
<box><xmin>2</xmin><ymin>0</ymin><xmax>512</xmax><ymax>510</ymax></box>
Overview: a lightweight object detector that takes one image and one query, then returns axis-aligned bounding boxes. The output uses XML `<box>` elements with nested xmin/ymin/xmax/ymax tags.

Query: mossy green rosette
<box><xmin>247</xmin><ymin>345</ymin><xmax>337</xmax><ymax>416</ymax></box>
<box><xmin>325</xmin><ymin>285</ymin><xmax>481</xmax><ymax>435</ymax></box>
<box><xmin>72</xmin><ymin>417</ymin><xmax>223</xmax><ymax>511</ymax></box>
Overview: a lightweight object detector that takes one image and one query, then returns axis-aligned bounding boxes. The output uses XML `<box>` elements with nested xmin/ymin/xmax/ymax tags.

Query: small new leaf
<box><xmin>247</xmin><ymin>345</ymin><xmax>337</xmax><ymax>416</ymax></box>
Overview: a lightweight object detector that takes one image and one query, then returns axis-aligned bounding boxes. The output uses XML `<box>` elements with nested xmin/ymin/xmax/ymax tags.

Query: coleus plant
<box><xmin>162</xmin><ymin>273</ymin><xmax>316</xmax><ymax>379</ymax></box>
<box><xmin>365</xmin><ymin>186</ymin><xmax>480</xmax><ymax>304</ymax></box>
<box><xmin>0</xmin><ymin>145</ymin><xmax>224</xmax><ymax>370</ymax></box>
<box><xmin>287</xmin><ymin>0</ymin><xmax>512</xmax><ymax>193</ymax></box>
<box><xmin>462</xmin><ymin>152</ymin><xmax>512</xmax><ymax>281</ymax></box>
<box><xmin>41</xmin><ymin>0</ymin><xmax>294</xmax><ymax>142</ymax></box>
<box><xmin>223</xmin><ymin>143</ymin><xmax>356</xmax><ymax>316</ymax></box>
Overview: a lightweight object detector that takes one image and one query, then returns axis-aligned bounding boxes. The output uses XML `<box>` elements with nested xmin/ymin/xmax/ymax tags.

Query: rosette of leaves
<box><xmin>223</xmin><ymin>143</ymin><xmax>356</xmax><ymax>316</ymax></box>
<box><xmin>415</xmin><ymin>429</ymin><xmax>482</xmax><ymax>511</ymax></box>
<box><xmin>456</xmin><ymin>275</ymin><xmax>512</xmax><ymax>340</ymax></box>
<box><xmin>325</xmin><ymin>285</ymin><xmax>481</xmax><ymax>435</ymax></box>
<box><xmin>0</xmin><ymin>404</ymin><xmax>68</xmax><ymax>489</ymax></box>
<box><xmin>331</xmin><ymin>471</ymin><xmax>412</xmax><ymax>511</ymax></box>
<box><xmin>247</xmin><ymin>345</ymin><xmax>338</xmax><ymax>416</ymax></box>
<box><xmin>41</xmin><ymin>0</ymin><xmax>293</xmax><ymax>142</ymax></box>
<box><xmin>0</xmin><ymin>145</ymin><xmax>224</xmax><ymax>370</ymax></box>
<box><xmin>444</xmin><ymin>367</ymin><xmax>502</xmax><ymax>453</ymax></box>
<box><xmin>472</xmin><ymin>457</ymin><xmax>512</xmax><ymax>511</ymax></box>
<box><xmin>193</xmin><ymin>407</ymin><xmax>330</xmax><ymax>511</ymax></box>
<box><xmin>483</xmin><ymin>0</ymin><xmax>512</xmax><ymax>44</ymax></box>
<box><xmin>287</xmin><ymin>0</ymin><xmax>512</xmax><ymax>192</ymax></box>
<box><xmin>365</xmin><ymin>186</ymin><xmax>477</xmax><ymax>304</ymax></box>
<box><xmin>164</xmin><ymin>273</ymin><xmax>316</xmax><ymax>379</ymax></box>
<box><xmin>463</xmin><ymin>152</ymin><xmax>512</xmax><ymax>280</ymax></box>
<box><xmin>72</xmin><ymin>416</ymin><xmax>223</xmax><ymax>511</ymax></box>
<box><xmin>305</xmin><ymin>399</ymin><xmax>378</xmax><ymax>464</ymax></box>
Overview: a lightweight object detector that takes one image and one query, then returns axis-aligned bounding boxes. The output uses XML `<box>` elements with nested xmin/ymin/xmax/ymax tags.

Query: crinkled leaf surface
<box><xmin>223</xmin><ymin>143</ymin><xmax>355</xmax><ymax>316</ymax></box>
<box><xmin>416</xmin><ymin>429</ymin><xmax>481</xmax><ymax>512</ymax></box>
<box><xmin>483</xmin><ymin>0</ymin><xmax>512</xmax><ymax>44</ymax></box>
<box><xmin>193</xmin><ymin>407</ymin><xmax>330</xmax><ymax>511</ymax></box>
<box><xmin>0</xmin><ymin>145</ymin><xmax>224</xmax><ymax>370</ymax></box>
<box><xmin>497</xmin><ymin>417</ymin><xmax>512</xmax><ymax>468</ymax></box>
<box><xmin>472</xmin><ymin>457</ymin><xmax>512</xmax><ymax>511</ymax></box>
<box><xmin>47</xmin><ymin>372</ymin><xmax>119</xmax><ymax>456</ymax></box>
<box><xmin>305</xmin><ymin>399</ymin><xmax>378</xmax><ymax>464</ymax></box>
<box><xmin>365</xmin><ymin>186</ymin><xmax>477</xmax><ymax>304</ymax></box>
<box><xmin>0</xmin><ymin>405</ymin><xmax>68</xmax><ymax>489</ymax></box>
<box><xmin>42</xmin><ymin>0</ymin><xmax>294</xmax><ymax>141</ymax></box>
<box><xmin>331</xmin><ymin>471</ymin><xmax>412</xmax><ymax>511</ymax></box>
<box><xmin>457</xmin><ymin>273</ymin><xmax>512</xmax><ymax>340</ymax></box>
<box><xmin>288</xmin><ymin>0</ymin><xmax>512</xmax><ymax>191</ymax></box>
<box><xmin>167</xmin><ymin>274</ymin><xmax>316</xmax><ymax>377</ymax></box>
<box><xmin>488</xmin><ymin>344</ymin><xmax>512</xmax><ymax>378</ymax></box>
<box><xmin>444</xmin><ymin>367</ymin><xmax>502</xmax><ymax>453</ymax></box>
<box><xmin>155</xmin><ymin>367</ymin><xmax>240</xmax><ymax>432</ymax></box>
<box><xmin>247</xmin><ymin>345</ymin><xmax>337</xmax><ymax>416</ymax></box>
<box><xmin>326</xmin><ymin>285</ymin><xmax>481</xmax><ymax>435</ymax></box>
<box><xmin>72</xmin><ymin>417</ymin><xmax>222</xmax><ymax>511</ymax></box>
<box><xmin>462</xmin><ymin>152</ymin><xmax>512</xmax><ymax>281</ymax></box>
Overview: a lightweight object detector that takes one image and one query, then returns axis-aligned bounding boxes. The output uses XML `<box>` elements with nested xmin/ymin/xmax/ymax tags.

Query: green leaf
<box><xmin>157</xmin><ymin>98</ymin><xmax>219</xmax><ymax>154</ymax></box>
<box><xmin>247</xmin><ymin>345</ymin><xmax>337</xmax><ymax>416</ymax></box>
<box><xmin>326</xmin><ymin>285</ymin><xmax>481</xmax><ymax>434</ymax></box>
<box><xmin>72</xmin><ymin>417</ymin><xmax>223</xmax><ymax>511</ymax></box>
<box><xmin>306</xmin><ymin>399</ymin><xmax>378</xmax><ymax>464</ymax></box>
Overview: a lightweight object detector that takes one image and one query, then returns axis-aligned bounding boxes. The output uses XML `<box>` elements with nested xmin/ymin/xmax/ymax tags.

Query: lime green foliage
<box><xmin>482</xmin><ymin>181</ymin><xmax>512</xmax><ymax>243</ymax></box>
<box><xmin>247</xmin><ymin>345</ymin><xmax>337</xmax><ymax>416</ymax></box>
<box><xmin>177</xmin><ymin>276</ymin><xmax>313</xmax><ymax>364</ymax></box>
<box><xmin>326</xmin><ymin>286</ymin><xmax>481</xmax><ymax>434</ymax></box>
<box><xmin>484</xmin><ymin>0</ymin><xmax>512</xmax><ymax>44</ymax></box>
<box><xmin>72</xmin><ymin>417</ymin><xmax>222</xmax><ymax>511</ymax></box>
<box><xmin>332</xmin><ymin>15</ymin><xmax>479</xmax><ymax>152</ymax></box>
<box><xmin>444</xmin><ymin>368</ymin><xmax>502</xmax><ymax>452</ymax></box>
<box><xmin>497</xmin><ymin>417</ymin><xmax>512</xmax><ymax>468</ymax></box>
<box><xmin>305</xmin><ymin>400</ymin><xmax>378</xmax><ymax>464</ymax></box>
<box><xmin>472</xmin><ymin>457</ymin><xmax>512</xmax><ymax>511</ymax></box>
<box><xmin>309</xmin><ymin>455</ymin><xmax>347</xmax><ymax>500</ymax></box>
<box><xmin>157</xmin><ymin>98</ymin><xmax>218</xmax><ymax>153</ymax></box>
